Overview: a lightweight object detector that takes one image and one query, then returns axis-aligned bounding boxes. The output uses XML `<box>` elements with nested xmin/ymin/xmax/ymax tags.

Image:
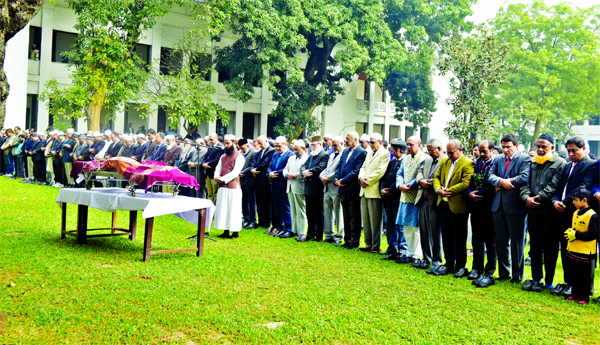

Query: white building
<box><xmin>4</xmin><ymin>1</ymin><xmax>453</xmax><ymax>144</ymax></box>
<box><xmin>573</xmin><ymin>116</ymin><xmax>600</xmax><ymax>157</ymax></box>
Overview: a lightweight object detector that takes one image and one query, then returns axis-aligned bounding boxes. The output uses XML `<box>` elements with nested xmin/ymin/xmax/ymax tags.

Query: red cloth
<box><xmin>505</xmin><ymin>157</ymin><xmax>511</xmax><ymax>173</ymax></box>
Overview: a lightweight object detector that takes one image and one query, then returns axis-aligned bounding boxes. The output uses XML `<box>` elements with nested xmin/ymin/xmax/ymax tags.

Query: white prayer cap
<box><xmin>93</xmin><ymin>132</ymin><xmax>102</xmax><ymax>137</ymax></box>
<box><xmin>224</xmin><ymin>134</ymin><xmax>236</xmax><ymax>141</ymax></box>
<box><xmin>196</xmin><ymin>138</ymin><xmax>204</xmax><ymax>144</ymax></box>
<box><xmin>104</xmin><ymin>130</ymin><xmax>112</xmax><ymax>136</ymax></box>
<box><xmin>25</xmin><ymin>129</ymin><xmax>30</xmax><ymax>134</ymax></box>
<box><xmin>323</xmin><ymin>133</ymin><xmax>333</xmax><ymax>139</ymax></box>
<box><xmin>37</xmin><ymin>131</ymin><xmax>45</xmax><ymax>136</ymax></box>
<box><xmin>137</xmin><ymin>134</ymin><xmax>145</xmax><ymax>139</ymax></box>
<box><xmin>123</xmin><ymin>135</ymin><xmax>132</xmax><ymax>141</ymax></box>
<box><xmin>360</xmin><ymin>134</ymin><xmax>370</xmax><ymax>142</ymax></box>
<box><xmin>165</xmin><ymin>134</ymin><xmax>175</xmax><ymax>140</ymax></box>
<box><xmin>370</xmin><ymin>133</ymin><xmax>383</xmax><ymax>141</ymax></box>
<box><xmin>295</xmin><ymin>140</ymin><xmax>306</xmax><ymax>148</ymax></box>
<box><xmin>275</xmin><ymin>136</ymin><xmax>288</xmax><ymax>144</ymax></box>
<box><xmin>66</xmin><ymin>128</ymin><xmax>74</xmax><ymax>134</ymax></box>
<box><xmin>204</xmin><ymin>136</ymin><xmax>209</xmax><ymax>141</ymax></box>
<box><xmin>332</xmin><ymin>136</ymin><xmax>344</xmax><ymax>142</ymax></box>
<box><xmin>51</xmin><ymin>130</ymin><xmax>58</xmax><ymax>135</ymax></box>
<box><xmin>57</xmin><ymin>131</ymin><xmax>65</xmax><ymax>136</ymax></box>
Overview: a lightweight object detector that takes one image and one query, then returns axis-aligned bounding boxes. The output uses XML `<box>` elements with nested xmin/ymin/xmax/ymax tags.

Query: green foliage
<box><xmin>40</xmin><ymin>0</ymin><xmax>185</xmax><ymax>132</ymax></box>
<box><xmin>213</xmin><ymin>0</ymin><xmax>404</xmax><ymax>139</ymax></box>
<box><xmin>384</xmin><ymin>0</ymin><xmax>476</xmax><ymax>130</ymax></box>
<box><xmin>488</xmin><ymin>1</ymin><xmax>600</xmax><ymax>146</ymax></box>
<box><xmin>139</xmin><ymin>4</ymin><xmax>230</xmax><ymax>134</ymax></box>
<box><xmin>437</xmin><ymin>28</ymin><xmax>516</xmax><ymax>149</ymax></box>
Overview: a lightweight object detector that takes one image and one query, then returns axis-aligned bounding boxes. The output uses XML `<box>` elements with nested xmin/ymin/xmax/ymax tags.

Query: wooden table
<box><xmin>56</xmin><ymin>188</ymin><xmax>215</xmax><ymax>261</ymax></box>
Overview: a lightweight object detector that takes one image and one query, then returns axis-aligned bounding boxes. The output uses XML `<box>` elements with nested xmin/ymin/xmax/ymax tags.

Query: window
<box><xmin>52</xmin><ymin>30</ymin><xmax>77</xmax><ymax>63</ymax></box>
<box><xmin>589</xmin><ymin>141</ymin><xmax>600</xmax><ymax>157</ymax></box>
<box><xmin>243</xmin><ymin>113</ymin><xmax>258</xmax><ymax>139</ymax></box>
<box><xmin>160</xmin><ymin>47</ymin><xmax>182</xmax><ymax>75</ymax></box>
<box><xmin>29</xmin><ymin>26</ymin><xmax>42</xmax><ymax>60</ymax></box>
<box><xmin>373</xmin><ymin>124</ymin><xmax>383</xmax><ymax>136</ymax></box>
<box><xmin>405</xmin><ymin>126</ymin><xmax>414</xmax><ymax>139</ymax></box>
<box><xmin>26</xmin><ymin>94</ymin><xmax>38</xmax><ymax>130</ymax></box>
<box><xmin>216</xmin><ymin>116</ymin><xmax>229</xmax><ymax>137</ymax></box>
<box><xmin>218</xmin><ymin>68</ymin><xmax>231</xmax><ymax>83</ymax></box>
<box><xmin>157</xmin><ymin>106</ymin><xmax>167</xmax><ymax>133</ymax></box>
<box><xmin>389</xmin><ymin>125</ymin><xmax>400</xmax><ymax>140</ymax></box>
<box><xmin>590</xmin><ymin>115</ymin><xmax>600</xmax><ymax>126</ymax></box>
<box><xmin>191</xmin><ymin>53</ymin><xmax>212</xmax><ymax>80</ymax></box>
<box><xmin>420</xmin><ymin>127</ymin><xmax>430</xmax><ymax>144</ymax></box>
<box><xmin>267</xmin><ymin>115</ymin><xmax>278</xmax><ymax>138</ymax></box>
<box><xmin>355</xmin><ymin>122</ymin><xmax>367</xmax><ymax>135</ymax></box>
<box><xmin>134</xmin><ymin>44</ymin><xmax>151</xmax><ymax>70</ymax></box>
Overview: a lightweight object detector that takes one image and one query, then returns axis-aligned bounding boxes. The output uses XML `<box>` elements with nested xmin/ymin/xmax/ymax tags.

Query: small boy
<box><xmin>563</xmin><ymin>186</ymin><xmax>599</xmax><ymax>304</ymax></box>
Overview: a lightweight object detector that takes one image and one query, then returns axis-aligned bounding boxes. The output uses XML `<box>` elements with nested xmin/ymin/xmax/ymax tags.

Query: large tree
<box><xmin>213</xmin><ymin>0</ymin><xmax>404</xmax><ymax>139</ymax></box>
<box><xmin>384</xmin><ymin>0</ymin><xmax>476</xmax><ymax>130</ymax></box>
<box><xmin>488</xmin><ymin>1</ymin><xmax>600</xmax><ymax>145</ymax></box>
<box><xmin>40</xmin><ymin>0</ymin><xmax>185</xmax><ymax>132</ymax></box>
<box><xmin>0</xmin><ymin>0</ymin><xmax>47</xmax><ymax>127</ymax></box>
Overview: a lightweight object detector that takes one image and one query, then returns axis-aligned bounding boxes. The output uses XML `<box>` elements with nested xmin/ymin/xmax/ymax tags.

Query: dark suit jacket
<box><xmin>267</xmin><ymin>149</ymin><xmax>293</xmax><ymax>193</ymax></box>
<box><xmin>334</xmin><ymin>146</ymin><xmax>367</xmax><ymax>196</ymax></box>
<box><xmin>467</xmin><ymin>157</ymin><xmax>496</xmax><ymax>214</ymax></box>
<box><xmin>134</xmin><ymin>142</ymin><xmax>147</xmax><ymax>161</ymax></box>
<box><xmin>142</xmin><ymin>140</ymin><xmax>157</xmax><ymax>161</ymax></box>
<box><xmin>240</xmin><ymin>147</ymin><xmax>258</xmax><ymax>187</ymax></box>
<box><xmin>149</xmin><ymin>143</ymin><xmax>167</xmax><ymax>161</ymax></box>
<box><xmin>380</xmin><ymin>157</ymin><xmax>402</xmax><ymax>201</ymax></box>
<box><xmin>106</xmin><ymin>141</ymin><xmax>123</xmax><ymax>157</ymax></box>
<box><xmin>301</xmin><ymin>150</ymin><xmax>329</xmax><ymax>195</ymax></box>
<box><xmin>252</xmin><ymin>146</ymin><xmax>275</xmax><ymax>187</ymax></box>
<box><xmin>30</xmin><ymin>140</ymin><xmax>45</xmax><ymax>161</ymax></box>
<box><xmin>488</xmin><ymin>152</ymin><xmax>531</xmax><ymax>214</ymax></box>
<box><xmin>202</xmin><ymin>145</ymin><xmax>225</xmax><ymax>179</ymax></box>
<box><xmin>89</xmin><ymin>140</ymin><xmax>105</xmax><ymax>158</ymax></box>
<box><xmin>552</xmin><ymin>155</ymin><xmax>597</xmax><ymax>208</ymax></box>
<box><xmin>163</xmin><ymin>145</ymin><xmax>182</xmax><ymax>166</ymax></box>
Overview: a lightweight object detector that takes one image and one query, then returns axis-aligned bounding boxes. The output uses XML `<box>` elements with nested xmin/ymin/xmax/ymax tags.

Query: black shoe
<box><xmin>475</xmin><ymin>275</ymin><xmax>495</xmax><ymax>288</ymax></box>
<box><xmin>472</xmin><ymin>275</ymin><xmax>484</xmax><ymax>286</ymax></box>
<box><xmin>524</xmin><ymin>257</ymin><xmax>531</xmax><ymax>266</ymax></box>
<box><xmin>453</xmin><ymin>268</ymin><xmax>469</xmax><ymax>278</ymax></box>
<box><xmin>380</xmin><ymin>253</ymin><xmax>397</xmax><ymax>261</ymax></box>
<box><xmin>279</xmin><ymin>232</ymin><xmax>294</xmax><ymax>239</ymax></box>
<box><xmin>341</xmin><ymin>244</ymin><xmax>352</xmax><ymax>249</ymax></box>
<box><xmin>510</xmin><ymin>278</ymin><xmax>522</xmax><ymax>284</ymax></box>
<box><xmin>522</xmin><ymin>279</ymin><xmax>534</xmax><ymax>291</ymax></box>
<box><xmin>412</xmin><ymin>259</ymin><xmax>422</xmax><ymax>268</ymax></box>
<box><xmin>249</xmin><ymin>223</ymin><xmax>259</xmax><ymax>229</ymax></box>
<box><xmin>426</xmin><ymin>264</ymin><xmax>440</xmax><ymax>275</ymax></box>
<box><xmin>320</xmin><ymin>238</ymin><xmax>335</xmax><ymax>244</ymax></box>
<box><xmin>551</xmin><ymin>283</ymin><xmax>568</xmax><ymax>296</ymax></box>
<box><xmin>242</xmin><ymin>221</ymin><xmax>249</xmax><ymax>228</ymax></box>
<box><xmin>395</xmin><ymin>254</ymin><xmax>410</xmax><ymax>264</ymax></box>
<box><xmin>217</xmin><ymin>232</ymin><xmax>231</xmax><ymax>239</ymax></box>
<box><xmin>593</xmin><ymin>295</ymin><xmax>600</xmax><ymax>304</ymax></box>
<box><xmin>467</xmin><ymin>270</ymin><xmax>480</xmax><ymax>280</ymax></box>
<box><xmin>561</xmin><ymin>285</ymin><xmax>572</xmax><ymax>297</ymax></box>
<box><xmin>497</xmin><ymin>276</ymin><xmax>511</xmax><ymax>282</ymax></box>
<box><xmin>433</xmin><ymin>266</ymin><xmax>452</xmax><ymax>276</ymax></box>
<box><xmin>359</xmin><ymin>247</ymin><xmax>372</xmax><ymax>252</ymax></box>
<box><xmin>419</xmin><ymin>260</ymin><xmax>430</xmax><ymax>269</ymax></box>
<box><xmin>531</xmin><ymin>280</ymin><xmax>544</xmax><ymax>292</ymax></box>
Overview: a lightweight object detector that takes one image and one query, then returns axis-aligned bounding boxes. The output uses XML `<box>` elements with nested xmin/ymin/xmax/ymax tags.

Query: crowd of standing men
<box><xmin>2</xmin><ymin>125</ymin><xmax>600</xmax><ymax>303</ymax></box>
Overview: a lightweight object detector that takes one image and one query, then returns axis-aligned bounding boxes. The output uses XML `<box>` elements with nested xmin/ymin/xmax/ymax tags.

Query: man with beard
<box><xmin>301</xmin><ymin>136</ymin><xmax>329</xmax><ymax>241</ymax></box>
<box><xmin>214</xmin><ymin>134</ymin><xmax>246</xmax><ymax>239</ymax></box>
<box><xmin>238</xmin><ymin>138</ymin><xmax>259</xmax><ymax>229</ymax></box>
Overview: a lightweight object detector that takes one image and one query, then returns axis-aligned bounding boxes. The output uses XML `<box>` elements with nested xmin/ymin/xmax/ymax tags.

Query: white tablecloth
<box><xmin>56</xmin><ymin>188</ymin><xmax>215</xmax><ymax>229</ymax></box>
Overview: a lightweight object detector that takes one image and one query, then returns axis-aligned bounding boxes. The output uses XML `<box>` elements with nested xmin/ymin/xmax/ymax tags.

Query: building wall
<box><xmin>5</xmin><ymin>0</ymin><xmax>452</xmax><ymax>145</ymax></box>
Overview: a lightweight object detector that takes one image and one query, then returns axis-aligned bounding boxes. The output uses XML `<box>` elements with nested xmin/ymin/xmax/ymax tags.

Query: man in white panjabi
<box><xmin>214</xmin><ymin>134</ymin><xmax>246</xmax><ymax>239</ymax></box>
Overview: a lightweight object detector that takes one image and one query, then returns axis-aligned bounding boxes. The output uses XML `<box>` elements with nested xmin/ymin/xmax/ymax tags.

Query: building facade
<box><xmin>4</xmin><ymin>1</ymin><xmax>454</xmax><ymax>143</ymax></box>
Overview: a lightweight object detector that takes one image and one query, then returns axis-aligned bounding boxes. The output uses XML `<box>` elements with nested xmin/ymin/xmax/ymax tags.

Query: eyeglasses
<box><xmin>479</xmin><ymin>150</ymin><xmax>489</xmax><ymax>154</ymax></box>
<box><xmin>368</xmin><ymin>140</ymin><xmax>378</xmax><ymax>144</ymax></box>
<box><xmin>567</xmin><ymin>148</ymin><xmax>580</xmax><ymax>153</ymax></box>
<box><xmin>311</xmin><ymin>143</ymin><xmax>319</xmax><ymax>146</ymax></box>
<box><xmin>332</xmin><ymin>144</ymin><xmax>338</xmax><ymax>147</ymax></box>
<box><xmin>274</xmin><ymin>145</ymin><xmax>281</xmax><ymax>148</ymax></box>
<box><xmin>294</xmin><ymin>148</ymin><xmax>303</xmax><ymax>152</ymax></box>
<box><xmin>447</xmin><ymin>150</ymin><xmax>457</xmax><ymax>155</ymax></box>
<box><xmin>406</xmin><ymin>143</ymin><xmax>416</xmax><ymax>147</ymax></box>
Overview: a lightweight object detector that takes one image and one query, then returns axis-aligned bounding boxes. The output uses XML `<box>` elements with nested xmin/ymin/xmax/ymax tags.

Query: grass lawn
<box><xmin>1</xmin><ymin>176</ymin><xmax>599</xmax><ymax>344</ymax></box>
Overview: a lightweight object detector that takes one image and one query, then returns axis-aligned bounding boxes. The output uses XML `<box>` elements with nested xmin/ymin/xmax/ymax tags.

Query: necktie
<box><xmin>428</xmin><ymin>158</ymin><xmax>438</xmax><ymax>179</ymax></box>
<box><xmin>505</xmin><ymin>157</ymin><xmax>511</xmax><ymax>174</ymax></box>
<box><xmin>334</xmin><ymin>152</ymin><xmax>339</xmax><ymax>159</ymax></box>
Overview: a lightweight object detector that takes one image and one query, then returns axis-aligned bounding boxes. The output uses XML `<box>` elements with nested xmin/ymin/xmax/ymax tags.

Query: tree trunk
<box><xmin>532</xmin><ymin>117</ymin><xmax>541</xmax><ymax>144</ymax></box>
<box><xmin>292</xmin><ymin>104</ymin><xmax>317</xmax><ymax>141</ymax></box>
<box><xmin>86</xmin><ymin>82</ymin><xmax>108</xmax><ymax>132</ymax></box>
<box><xmin>0</xmin><ymin>0</ymin><xmax>47</xmax><ymax>127</ymax></box>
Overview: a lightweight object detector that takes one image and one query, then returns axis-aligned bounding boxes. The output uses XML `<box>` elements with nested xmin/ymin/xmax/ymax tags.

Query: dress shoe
<box><xmin>297</xmin><ymin>235</ymin><xmax>308</xmax><ymax>242</ymax></box>
<box><xmin>418</xmin><ymin>260</ymin><xmax>430</xmax><ymax>269</ymax></box>
<box><xmin>380</xmin><ymin>253</ymin><xmax>397</xmax><ymax>261</ymax></box>
<box><xmin>276</xmin><ymin>231</ymin><xmax>288</xmax><ymax>238</ymax></box>
<box><xmin>522</xmin><ymin>279</ymin><xmax>534</xmax><ymax>291</ymax></box>
<box><xmin>453</xmin><ymin>268</ymin><xmax>469</xmax><ymax>278</ymax></box>
<box><xmin>593</xmin><ymin>295</ymin><xmax>600</xmax><ymax>304</ymax></box>
<box><xmin>272</xmin><ymin>229</ymin><xmax>283</xmax><ymax>237</ymax></box>
<box><xmin>412</xmin><ymin>259</ymin><xmax>422</xmax><ymax>268</ymax></box>
<box><xmin>551</xmin><ymin>283</ymin><xmax>568</xmax><ymax>296</ymax></box>
<box><xmin>369</xmin><ymin>248</ymin><xmax>381</xmax><ymax>254</ymax></box>
<box><xmin>217</xmin><ymin>232</ymin><xmax>231</xmax><ymax>239</ymax></box>
<box><xmin>524</xmin><ymin>256</ymin><xmax>531</xmax><ymax>266</ymax></box>
<box><xmin>395</xmin><ymin>255</ymin><xmax>410</xmax><ymax>264</ymax></box>
<box><xmin>341</xmin><ymin>243</ymin><xmax>352</xmax><ymax>249</ymax></box>
<box><xmin>242</xmin><ymin>221</ymin><xmax>249</xmax><ymax>228</ymax></box>
<box><xmin>279</xmin><ymin>232</ymin><xmax>294</xmax><ymax>239</ymax></box>
<box><xmin>467</xmin><ymin>270</ymin><xmax>480</xmax><ymax>280</ymax></box>
<box><xmin>471</xmin><ymin>275</ymin><xmax>484</xmax><ymax>286</ymax></box>
<box><xmin>265</xmin><ymin>227</ymin><xmax>275</xmax><ymax>234</ymax></box>
<box><xmin>531</xmin><ymin>280</ymin><xmax>544</xmax><ymax>292</ymax></box>
<box><xmin>320</xmin><ymin>238</ymin><xmax>335</xmax><ymax>244</ymax></box>
<box><xmin>433</xmin><ymin>266</ymin><xmax>452</xmax><ymax>276</ymax></box>
<box><xmin>496</xmin><ymin>276</ymin><xmax>511</xmax><ymax>282</ymax></box>
<box><xmin>426</xmin><ymin>265</ymin><xmax>440</xmax><ymax>275</ymax></box>
<box><xmin>510</xmin><ymin>278</ymin><xmax>522</xmax><ymax>284</ymax></box>
<box><xmin>474</xmin><ymin>275</ymin><xmax>495</xmax><ymax>288</ymax></box>
<box><xmin>561</xmin><ymin>285</ymin><xmax>572</xmax><ymax>297</ymax></box>
<box><xmin>359</xmin><ymin>247</ymin><xmax>372</xmax><ymax>252</ymax></box>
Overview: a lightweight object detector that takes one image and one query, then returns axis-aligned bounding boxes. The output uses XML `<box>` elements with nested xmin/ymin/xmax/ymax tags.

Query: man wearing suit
<box><xmin>141</xmin><ymin>129</ymin><xmax>157</xmax><ymax>161</ymax></box>
<box><xmin>431</xmin><ymin>139</ymin><xmax>475</xmax><ymax>277</ymax></box>
<box><xmin>302</xmin><ymin>136</ymin><xmax>330</xmax><ymax>241</ymax></box>
<box><xmin>320</xmin><ymin>136</ymin><xmax>345</xmax><ymax>244</ymax></box>
<box><xmin>133</xmin><ymin>135</ymin><xmax>148</xmax><ymax>161</ymax></box>
<box><xmin>551</xmin><ymin>136</ymin><xmax>597</xmax><ymax>296</ymax></box>
<box><xmin>358</xmin><ymin>133</ymin><xmax>390</xmax><ymax>253</ymax></box>
<box><xmin>468</xmin><ymin>140</ymin><xmax>498</xmax><ymax>287</ymax></box>
<box><xmin>267</xmin><ymin>136</ymin><xmax>294</xmax><ymax>238</ymax></box>
<box><xmin>415</xmin><ymin>138</ymin><xmax>446</xmax><ymax>269</ymax></box>
<box><xmin>252</xmin><ymin>136</ymin><xmax>275</xmax><ymax>228</ymax></box>
<box><xmin>488</xmin><ymin>133</ymin><xmax>532</xmax><ymax>284</ymax></box>
<box><xmin>105</xmin><ymin>133</ymin><xmax>123</xmax><ymax>158</ymax></box>
<box><xmin>335</xmin><ymin>131</ymin><xmax>367</xmax><ymax>249</ymax></box>
<box><xmin>284</xmin><ymin>141</ymin><xmax>309</xmax><ymax>241</ymax></box>
<box><xmin>149</xmin><ymin>133</ymin><xmax>167</xmax><ymax>161</ymax></box>
<box><xmin>380</xmin><ymin>139</ymin><xmax>406</xmax><ymax>260</ymax></box>
<box><xmin>202</xmin><ymin>133</ymin><xmax>225</xmax><ymax>204</ymax></box>
<box><xmin>239</xmin><ymin>138</ymin><xmax>259</xmax><ymax>229</ymax></box>
<box><xmin>189</xmin><ymin>138</ymin><xmax>208</xmax><ymax>198</ymax></box>
<box><xmin>162</xmin><ymin>135</ymin><xmax>182</xmax><ymax>166</ymax></box>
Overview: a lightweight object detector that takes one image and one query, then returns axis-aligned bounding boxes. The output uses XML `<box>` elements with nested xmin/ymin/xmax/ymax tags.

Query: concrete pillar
<box><xmin>4</xmin><ymin>24</ymin><xmax>29</xmax><ymax>127</ymax></box>
<box><xmin>367</xmin><ymin>81</ymin><xmax>375</xmax><ymax>135</ymax></box>
<box><xmin>37</xmin><ymin>3</ymin><xmax>55</xmax><ymax>131</ymax></box>
<box><xmin>384</xmin><ymin>91</ymin><xmax>391</xmax><ymax>140</ymax></box>
<box><xmin>208</xmin><ymin>70</ymin><xmax>218</xmax><ymax>134</ymax></box>
<box><xmin>260</xmin><ymin>82</ymin><xmax>269</xmax><ymax>136</ymax></box>
<box><xmin>113</xmin><ymin>108</ymin><xmax>125</xmax><ymax>133</ymax></box>
<box><xmin>234</xmin><ymin>100</ymin><xmax>243</xmax><ymax>136</ymax></box>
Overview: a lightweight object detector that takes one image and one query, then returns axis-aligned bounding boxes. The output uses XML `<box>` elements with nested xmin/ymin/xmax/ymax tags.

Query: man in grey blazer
<box><xmin>284</xmin><ymin>141</ymin><xmax>309</xmax><ymax>241</ymax></box>
<box><xmin>416</xmin><ymin>138</ymin><xmax>447</xmax><ymax>270</ymax></box>
<box><xmin>239</xmin><ymin>138</ymin><xmax>259</xmax><ymax>229</ymax></box>
<box><xmin>320</xmin><ymin>136</ymin><xmax>345</xmax><ymax>245</ymax></box>
<box><xmin>141</xmin><ymin>129</ymin><xmax>157</xmax><ymax>161</ymax></box>
<box><xmin>488</xmin><ymin>133</ymin><xmax>531</xmax><ymax>284</ymax></box>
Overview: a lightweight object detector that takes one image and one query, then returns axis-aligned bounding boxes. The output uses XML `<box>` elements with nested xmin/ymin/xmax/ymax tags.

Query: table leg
<box><xmin>111</xmin><ymin>212</ymin><xmax>117</xmax><ymax>234</ymax></box>
<box><xmin>61</xmin><ymin>202</ymin><xmax>67</xmax><ymax>239</ymax></box>
<box><xmin>129</xmin><ymin>211</ymin><xmax>138</xmax><ymax>241</ymax></box>
<box><xmin>77</xmin><ymin>205</ymin><xmax>88</xmax><ymax>244</ymax></box>
<box><xmin>197</xmin><ymin>209</ymin><xmax>206</xmax><ymax>257</ymax></box>
<box><xmin>143</xmin><ymin>217</ymin><xmax>154</xmax><ymax>262</ymax></box>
